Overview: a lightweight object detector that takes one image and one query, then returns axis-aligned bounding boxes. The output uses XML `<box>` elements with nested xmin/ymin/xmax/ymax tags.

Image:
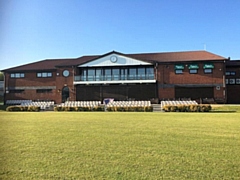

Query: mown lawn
<box><xmin>0</xmin><ymin>111</ymin><xmax>240</xmax><ymax>179</ymax></box>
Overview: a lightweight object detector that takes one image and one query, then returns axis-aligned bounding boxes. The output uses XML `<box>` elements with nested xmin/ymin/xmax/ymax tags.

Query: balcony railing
<box><xmin>74</xmin><ymin>74</ymin><xmax>155</xmax><ymax>82</ymax></box>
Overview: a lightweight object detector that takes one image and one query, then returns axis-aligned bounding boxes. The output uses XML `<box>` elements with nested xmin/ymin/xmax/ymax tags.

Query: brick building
<box><xmin>3</xmin><ymin>50</ymin><xmax>237</xmax><ymax>104</ymax></box>
<box><xmin>225</xmin><ymin>60</ymin><xmax>240</xmax><ymax>104</ymax></box>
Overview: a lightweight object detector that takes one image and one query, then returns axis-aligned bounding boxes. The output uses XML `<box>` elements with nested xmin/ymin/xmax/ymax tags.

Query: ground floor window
<box><xmin>9</xmin><ymin>90</ymin><xmax>24</xmax><ymax>93</ymax></box>
<box><xmin>36</xmin><ymin>89</ymin><xmax>52</xmax><ymax>93</ymax></box>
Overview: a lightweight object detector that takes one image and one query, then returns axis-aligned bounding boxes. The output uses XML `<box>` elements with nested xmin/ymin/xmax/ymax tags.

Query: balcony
<box><xmin>74</xmin><ymin>74</ymin><xmax>156</xmax><ymax>85</ymax></box>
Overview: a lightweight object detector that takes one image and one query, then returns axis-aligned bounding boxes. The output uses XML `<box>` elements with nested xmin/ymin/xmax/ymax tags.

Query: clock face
<box><xmin>63</xmin><ymin>70</ymin><xmax>69</xmax><ymax>77</ymax></box>
<box><xmin>110</xmin><ymin>56</ymin><xmax>118</xmax><ymax>63</ymax></box>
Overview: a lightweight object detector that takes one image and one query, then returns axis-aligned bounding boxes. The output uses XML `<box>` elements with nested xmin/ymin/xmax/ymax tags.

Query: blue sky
<box><xmin>1</xmin><ymin>0</ymin><xmax>240</xmax><ymax>70</ymax></box>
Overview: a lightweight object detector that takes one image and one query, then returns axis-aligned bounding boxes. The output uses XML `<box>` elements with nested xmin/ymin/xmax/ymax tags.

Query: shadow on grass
<box><xmin>210</xmin><ymin>111</ymin><xmax>236</xmax><ymax>113</ymax></box>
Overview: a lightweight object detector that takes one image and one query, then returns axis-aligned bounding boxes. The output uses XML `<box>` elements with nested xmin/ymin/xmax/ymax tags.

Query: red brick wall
<box><xmin>157</xmin><ymin>62</ymin><xmax>226</xmax><ymax>101</ymax></box>
<box><xmin>4</xmin><ymin>67</ymin><xmax>76</xmax><ymax>103</ymax></box>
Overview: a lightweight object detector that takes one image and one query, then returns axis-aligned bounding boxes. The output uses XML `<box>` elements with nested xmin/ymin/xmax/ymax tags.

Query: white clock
<box><xmin>63</xmin><ymin>70</ymin><xmax>69</xmax><ymax>77</ymax></box>
<box><xmin>110</xmin><ymin>56</ymin><xmax>118</xmax><ymax>63</ymax></box>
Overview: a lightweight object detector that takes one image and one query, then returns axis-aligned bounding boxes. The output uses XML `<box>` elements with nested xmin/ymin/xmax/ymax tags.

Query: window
<box><xmin>10</xmin><ymin>73</ymin><xmax>25</xmax><ymax>78</ymax></box>
<box><xmin>236</xmin><ymin>79</ymin><xmax>240</xmax><ymax>84</ymax></box>
<box><xmin>9</xmin><ymin>90</ymin><xmax>24</xmax><ymax>93</ymax></box>
<box><xmin>36</xmin><ymin>89</ymin><xmax>52</xmax><ymax>93</ymax></box>
<box><xmin>146</xmin><ymin>67</ymin><xmax>154</xmax><ymax>79</ymax></box>
<box><xmin>175</xmin><ymin>64</ymin><xmax>184</xmax><ymax>74</ymax></box>
<box><xmin>137</xmin><ymin>67</ymin><xmax>145</xmax><ymax>79</ymax></box>
<box><xmin>226</xmin><ymin>71</ymin><xmax>236</xmax><ymax>76</ymax></box>
<box><xmin>190</xmin><ymin>69</ymin><xmax>198</xmax><ymax>74</ymax></box>
<box><xmin>87</xmin><ymin>69</ymin><xmax>95</xmax><ymax>81</ymax></box>
<box><xmin>129</xmin><ymin>68</ymin><xmax>137</xmax><ymax>80</ymax></box>
<box><xmin>204</xmin><ymin>69</ymin><xmax>212</xmax><ymax>74</ymax></box>
<box><xmin>121</xmin><ymin>68</ymin><xmax>128</xmax><ymax>80</ymax></box>
<box><xmin>37</xmin><ymin>72</ymin><xmax>52</xmax><ymax>78</ymax></box>
<box><xmin>225</xmin><ymin>72</ymin><xmax>230</xmax><ymax>76</ymax></box>
<box><xmin>77</xmin><ymin>66</ymin><xmax>155</xmax><ymax>82</ymax></box>
<box><xmin>104</xmin><ymin>69</ymin><xmax>111</xmax><ymax>81</ymax></box>
<box><xmin>175</xmin><ymin>70</ymin><xmax>183</xmax><ymax>74</ymax></box>
<box><xmin>80</xmin><ymin>69</ymin><xmax>87</xmax><ymax>81</ymax></box>
<box><xmin>95</xmin><ymin>69</ymin><xmax>102</xmax><ymax>81</ymax></box>
<box><xmin>112</xmin><ymin>68</ymin><xmax>120</xmax><ymax>80</ymax></box>
<box><xmin>188</xmin><ymin>64</ymin><xmax>199</xmax><ymax>74</ymax></box>
<box><xmin>226</xmin><ymin>79</ymin><xmax>229</xmax><ymax>84</ymax></box>
<box><xmin>229</xmin><ymin>79</ymin><xmax>235</xmax><ymax>84</ymax></box>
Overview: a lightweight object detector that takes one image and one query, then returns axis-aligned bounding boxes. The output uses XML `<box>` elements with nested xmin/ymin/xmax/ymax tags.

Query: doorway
<box><xmin>62</xmin><ymin>86</ymin><xmax>69</xmax><ymax>102</ymax></box>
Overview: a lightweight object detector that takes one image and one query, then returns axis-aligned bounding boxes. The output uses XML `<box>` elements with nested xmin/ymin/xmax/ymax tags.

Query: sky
<box><xmin>1</xmin><ymin>0</ymin><xmax>240</xmax><ymax>70</ymax></box>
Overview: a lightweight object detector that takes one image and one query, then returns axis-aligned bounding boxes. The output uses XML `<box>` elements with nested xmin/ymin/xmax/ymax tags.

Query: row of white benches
<box><xmin>106</xmin><ymin>101</ymin><xmax>151</xmax><ymax>107</ymax></box>
<box><xmin>21</xmin><ymin>101</ymin><xmax>55</xmax><ymax>110</ymax></box>
<box><xmin>161</xmin><ymin>100</ymin><xmax>198</xmax><ymax>107</ymax></box>
<box><xmin>58</xmin><ymin>101</ymin><xmax>101</xmax><ymax>107</ymax></box>
<box><xmin>6</xmin><ymin>100</ymin><xmax>33</xmax><ymax>105</ymax></box>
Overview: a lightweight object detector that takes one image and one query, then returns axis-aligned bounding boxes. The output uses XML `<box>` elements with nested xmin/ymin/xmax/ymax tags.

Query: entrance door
<box><xmin>62</xmin><ymin>86</ymin><xmax>69</xmax><ymax>102</ymax></box>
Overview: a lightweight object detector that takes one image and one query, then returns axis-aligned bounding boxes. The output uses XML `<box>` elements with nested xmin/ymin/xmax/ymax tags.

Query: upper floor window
<box><xmin>10</xmin><ymin>73</ymin><xmax>25</xmax><ymax>78</ymax></box>
<box><xmin>76</xmin><ymin>66</ymin><xmax>154</xmax><ymax>81</ymax></box>
<box><xmin>189</xmin><ymin>69</ymin><xmax>198</xmax><ymax>74</ymax></box>
<box><xmin>203</xmin><ymin>63</ymin><xmax>214</xmax><ymax>74</ymax></box>
<box><xmin>204</xmin><ymin>69</ymin><xmax>212</xmax><ymax>74</ymax></box>
<box><xmin>37</xmin><ymin>72</ymin><xmax>52</xmax><ymax>78</ymax></box>
<box><xmin>226</xmin><ymin>71</ymin><xmax>236</xmax><ymax>76</ymax></box>
<box><xmin>188</xmin><ymin>64</ymin><xmax>199</xmax><ymax>74</ymax></box>
<box><xmin>175</xmin><ymin>70</ymin><xmax>183</xmax><ymax>74</ymax></box>
<box><xmin>175</xmin><ymin>64</ymin><xmax>184</xmax><ymax>74</ymax></box>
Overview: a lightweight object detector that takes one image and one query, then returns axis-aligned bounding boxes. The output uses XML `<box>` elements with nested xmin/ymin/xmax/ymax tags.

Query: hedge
<box><xmin>54</xmin><ymin>106</ymin><xmax>105</xmax><ymax>112</ymax></box>
<box><xmin>106</xmin><ymin>106</ymin><xmax>153</xmax><ymax>112</ymax></box>
<box><xmin>162</xmin><ymin>105</ymin><xmax>212</xmax><ymax>112</ymax></box>
<box><xmin>6</xmin><ymin>106</ymin><xmax>40</xmax><ymax>112</ymax></box>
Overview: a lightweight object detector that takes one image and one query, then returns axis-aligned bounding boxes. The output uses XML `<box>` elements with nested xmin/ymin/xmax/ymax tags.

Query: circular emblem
<box><xmin>110</xmin><ymin>56</ymin><xmax>118</xmax><ymax>63</ymax></box>
<box><xmin>63</xmin><ymin>70</ymin><xmax>69</xmax><ymax>77</ymax></box>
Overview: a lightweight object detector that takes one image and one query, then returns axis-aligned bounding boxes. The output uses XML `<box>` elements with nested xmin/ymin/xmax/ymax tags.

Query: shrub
<box><xmin>6</xmin><ymin>106</ymin><xmax>40</xmax><ymax>112</ymax></box>
<box><xmin>27</xmin><ymin>106</ymin><xmax>40</xmax><ymax>112</ymax></box>
<box><xmin>163</xmin><ymin>106</ymin><xmax>171</xmax><ymax>112</ymax></box>
<box><xmin>170</xmin><ymin>106</ymin><xmax>177</xmax><ymax>112</ymax></box>
<box><xmin>92</xmin><ymin>106</ymin><xmax>104</xmax><ymax>111</ymax></box>
<box><xmin>189</xmin><ymin>105</ymin><xmax>198</xmax><ymax>112</ymax></box>
<box><xmin>163</xmin><ymin>105</ymin><xmax>212</xmax><ymax>112</ymax></box>
<box><xmin>106</xmin><ymin>106</ymin><xmax>153</xmax><ymax>112</ymax></box>
<box><xmin>145</xmin><ymin>106</ymin><xmax>153</xmax><ymax>112</ymax></box>
<box><xmin>178</xmin><ymin>105</ymin><xmax>187</xmax><ymax>112</ymax></box>
<box><xmin>135</xmin><ymin>106</ymin><xmax>145</xmax><ymax>112</ymax></box>
<box><xmin>54</xmin><ymin>106</ymin><xmax>64</xmax><ymax>111</ymax></box>
<box><xmin>106</xmin><ymin>107</ymin><xmax>115</xmax><ymax>112</ymax></box>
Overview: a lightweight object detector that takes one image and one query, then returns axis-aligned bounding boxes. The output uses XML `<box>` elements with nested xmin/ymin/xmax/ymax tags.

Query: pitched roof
<box><xmin>2</xmin><ymin>50</ymin><xmax>226</xmax><ymax>72</ymax></box>
<box><xmin>127</xmin><ymin>51</ymin><xmax>226</xmax><ymax>62</ymax></box>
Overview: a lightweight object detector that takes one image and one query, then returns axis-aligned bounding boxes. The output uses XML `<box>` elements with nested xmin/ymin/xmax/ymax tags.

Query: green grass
<box><xmin>211</xmin><ymin>105</ymin><xmax>240</xmax><ymax>113</ymax></box>
<box><xmin>0</xmin><ymin>112</ymin><xmax>240</xmax><ymax>179</ymax></box>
